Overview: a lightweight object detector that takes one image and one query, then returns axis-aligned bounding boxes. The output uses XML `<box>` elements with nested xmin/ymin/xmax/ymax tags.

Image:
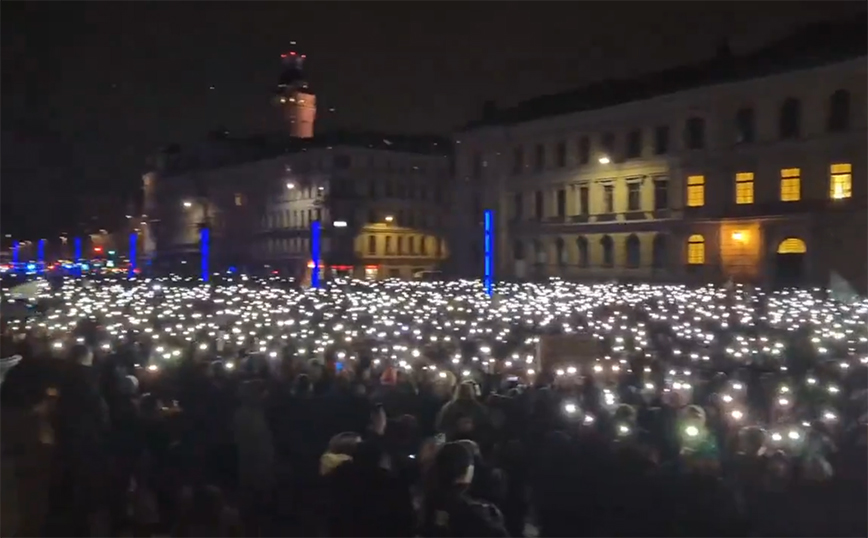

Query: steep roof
<box><xmin>461</xmin><ymin>16</ymin><xmax>867</xmax><ymax>131</ymax></box>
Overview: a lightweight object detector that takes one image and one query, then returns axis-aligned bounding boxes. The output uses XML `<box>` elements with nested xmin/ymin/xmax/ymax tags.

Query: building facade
<box><xmin>144</xmin><ymin>133</ymin><xmax>452</xmax><ymax>279</ymax></box>
<box><xmin>453</xmin><ymin>21</ymin><xmax>867</xmax><ymax>292</ymax></box>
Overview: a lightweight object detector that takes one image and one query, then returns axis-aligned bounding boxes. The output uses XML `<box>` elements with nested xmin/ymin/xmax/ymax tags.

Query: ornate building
<box><xmin>143</xmin><ymin>47</ymin><xmax>452</xmax><ymax>278</ymax></box>
<box><xmin>451</xmin><ymin>18</ymin><xmax>867</xmax><ymax>292</ymax></box>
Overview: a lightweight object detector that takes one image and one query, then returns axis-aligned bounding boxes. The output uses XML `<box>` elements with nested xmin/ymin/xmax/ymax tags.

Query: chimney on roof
<box><xmin>481</xmin><ymin>100</ymin><xmax>497</xmax><ymax>121</ymax></box>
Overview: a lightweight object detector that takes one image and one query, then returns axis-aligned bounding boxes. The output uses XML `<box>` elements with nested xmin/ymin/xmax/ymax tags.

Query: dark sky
<box><xmin>2</xmin><ymin>1</ymin><xmax>861</xmax><ymax>239</ymax></box>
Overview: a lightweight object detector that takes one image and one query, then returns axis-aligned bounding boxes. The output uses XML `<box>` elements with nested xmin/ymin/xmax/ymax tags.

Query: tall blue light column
<box><xmin>128</xmin><ymin>232</ymin><xmax>138</xmax><ymax>278</ymax></box>
<box><xmin>37</xmin><ymin>239</ymin><xmax>46</xmax><ymax>273</ymax></box>
<box><xmin>12</xmin><ymin>241</ymin><xmax>19</xmax><ymax>265</ymax></box>
<box><xmin>200</xmin><ymin>227</ymin><xmax>210</xmax><ymax>282</ymax></box>
<box><xmin>310</xmin><ymin>220</ymin><xmax>321</xmax><ymax>289</ymax></box>
<box><xmin>484</xmin><ymin>209</ymin><xmax>494</xmax><ymax>297</ymax></box>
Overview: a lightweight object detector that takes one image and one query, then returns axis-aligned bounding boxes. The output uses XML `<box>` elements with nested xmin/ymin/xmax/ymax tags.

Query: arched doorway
<box><xmin>774</xmin><ymin>237</ymin><xmax>806</xmax><ymax>288</ymax></box>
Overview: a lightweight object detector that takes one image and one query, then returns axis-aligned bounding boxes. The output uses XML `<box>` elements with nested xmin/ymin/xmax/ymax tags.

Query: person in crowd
<box><xmin>436</xmin><ymin>381</ymin><xmax>490</xmax><ymax>442</ymax></box>
<box><xmin>420</xmin><ymin>441</ymin><xmax>509</xmax><ymax>537</ymax></box>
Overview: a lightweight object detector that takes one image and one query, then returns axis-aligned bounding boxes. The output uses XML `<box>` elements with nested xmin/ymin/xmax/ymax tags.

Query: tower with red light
<box><xmin>275</xmin><ymin>47</ymin><xmax>316</xmax><ymax>139</ymax></box>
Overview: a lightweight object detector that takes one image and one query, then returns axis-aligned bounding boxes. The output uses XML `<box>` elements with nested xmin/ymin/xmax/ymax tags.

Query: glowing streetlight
<box><xmin>333</xmin><ymin>221</ymin><xmax>348</xmax><ymax>228</ymax></box>
<box><xmin>286</xmin><ymin>182</ymin><xmax>295</xmax><ymax>190</ymax></box>
<box><xmin>183</xmin><ymin>201</ymin><xmax>192</xmax><ymax>208</ymax></box>
<box><xmin>384</xmin><ymin>215</ymin><xmax>394</xmax><ymax>223</ymax></box>
<box><xmin>598</xmin><ymin>156</ymin><xmax>610</xmax><ymax>164</ymax></box>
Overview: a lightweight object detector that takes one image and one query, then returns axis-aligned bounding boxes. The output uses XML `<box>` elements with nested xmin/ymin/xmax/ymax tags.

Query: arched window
<box><xmin>555</xmin><ymin>237</ymin><xmax>566</xmax><ymax>265</ymax></box>
<box><xmin>513</xmin><ymin>240</ymin><xmax>525</xmax><ymax>261</ymax></box>
<box><xmin>828</xmin><ymin>89</ymin><xmax>851</xmax><ymax>132</ymax></box>
<box><xmin>601</xmin><ymin>235</ymin><xmax>614</xmax><ymax>268</ymax></box>
<box><xmin>626</xmin><ymin>234</ymin><xmax>641</xmax><ymax>268</ymax></box>
<box><xmin>367</xmin><ymin>235</ymin><xmax>376</xmax><ymax>255</ymax></box>
<box><xmin>777</xmin><ymin>237</ymin><xmax>807</xmax><ymax>254</ymax></box>
<box><xmin>652</xmin><ymin>234</ymin><xmax>667</xmax><ymax>268</ymax></box>
<box><xmin>687</xmin><ymin>234</ymin><xmax>705</xmax><ymax>265</ymax></box>
<box><xmin>577</xmin><ymin>237</ymin><xmax>589</xmax><ymax>268</ymax></box>
<box><xmin>779</xmin><ymin>98</ymin><xmax>801</xmax><ymax>139</ymax></box>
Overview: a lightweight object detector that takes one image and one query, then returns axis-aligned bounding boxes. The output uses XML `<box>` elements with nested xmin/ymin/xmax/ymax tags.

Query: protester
<box><xmin>0</xmin><ymin>275</ymin><xmax>865</xmax><ymax>537</ymax></box>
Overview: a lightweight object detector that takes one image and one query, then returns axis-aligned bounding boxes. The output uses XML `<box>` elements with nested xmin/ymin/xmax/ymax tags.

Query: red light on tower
<box><xmin>93</xmin><ymin>246</ymin><xmax>103</xmax><ymax>254</ymax></box>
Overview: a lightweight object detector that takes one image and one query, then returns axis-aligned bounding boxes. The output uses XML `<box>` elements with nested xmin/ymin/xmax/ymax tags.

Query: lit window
<box><xmin>234</xmin><ymin>193</ymin><xmax>244</xmax><ymax>206</ymax></box>
<box><xmin>687</xmin><ymin>234</ymin><xmax>705</xmax><ymax>264</ymax></box>
<box><xmin>735</xmin><ymin>173</ymin><xmax>754</xmax><ymax>204</ymax></box>
<box><xmin>686</xmin><ymin>175</ymin><xmax>705</xmax><ymax>207</ymax></box>
<box><xmin>780</xmin><ymin>168</ymin><xmax>801</xmax><ymax>202</ymax></box>
<box><xmin>777</xmin><ymin>237</ymin><xmax>807</xmax><ymax>254</ymax></box>
<box><xmin>830</xmin><ymin>163</ymin><xmax>852</xmax><ymax>199</ymax></box>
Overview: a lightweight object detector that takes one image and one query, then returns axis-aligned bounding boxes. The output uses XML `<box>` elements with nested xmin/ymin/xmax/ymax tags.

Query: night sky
<box><xmin>2</xmin><ymin>1</ymin><xmax>861</xmax><ymax>240</ymax></box>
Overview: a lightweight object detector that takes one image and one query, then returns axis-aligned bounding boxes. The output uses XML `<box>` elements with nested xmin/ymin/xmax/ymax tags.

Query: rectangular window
<box><xmin>830</xmin><ymin>163</ymin><xmax>852</xmax><ymax>199</ymax></box>
<box><xmin>534</xmin><ymin>191</ymin><xmax>544</xmax><ymax>219</ymax></box>
<box><xmin>627</xmin><ymin>182</ymin><xmax>641</xmax><ymax>211</ymax></box>
<box><xmin>735</xmin><ymin>172</ymin><xmax>754</xmax><ymax>204</ymax></box>
<box><xmin>579</xmin><ymin>185</ymin><xmax>589</xmax><ymax>215</ymax></box>
<box><xmin>385</xmin><ymin>236</ymin><xmax>392</xmax><ymax>255</ymax></box>
<box><xmin>654</xmin><ymin>126</ymin><xmax>670</xmax><ymax>155</ymax></box>
<box><xmin>555</xmin><ymin>141</ymin><xmax>567</xmax><ymax>168</ymax></box>
<box><xmin>626</xmin><ymin>130</ymin><xmax>642</xmax><ymax>159</ymax></box>
<box><xmin>686</xmin><ymin>175</ymin><xmax>705</xmax><ymax>207</ymax></box>
<box><xmin>578</xmin><ymin>137</ymin><xmax>590</xmax><ymax>164</ymax></box>
<box><xmin>556</xmin><ymin>189</ymin><xmax>566</xmax><ymax>217</ymax></box>
<box><xmin>687</xmin><ymin>236</ymin><xmax>705</xmax><ymax>265</ymax></box>
<box><xmin>368</xmin><ymin>235</ymin><xmax>376</xmax><ymax>255</ymax></box>
<box><xmin>408</xmin><ymin>236</ymin><xmax>415</xmax><ymax>254</ymax></box>
<box><xmin>534</xmin><ymin>144</ymin><xmax>545</xmax><ymax>171</ymax></box>
<box><xmin>780</xmin><ymin>168</ymin><xmax>801</xmax><ymax>202</ymax></box>
<box><xmin>653</xmin><ymin>178</ymin><xmax>669</xmax><ymax>210</ymax></box>
<box><xmin>397</xmin><ymin>237</ymin><xmax>403</xmax><ymax>255</ymax></box>
<box><xmin>685</xmin><ymin>117</ymin><xmax>706</xmax><ymax>150</ymax></box>
<box><xmin>603</xmin><ymin>185</ymin><xmax>614</xmax><ymax>213</ymax></box>
<box><xmin>512</xmin><ymin>147</ymin><xmax>524</xmax><ymax>174</ymax></box>
<box><xmin>234</xmin><ymin>193</ymin><xmax>244</xmax><ymax>206</ymax></box>
<box><xmin>513</xmin><ymin>192</ymin><xmax>523</xmax><ymax>219</ymax></box>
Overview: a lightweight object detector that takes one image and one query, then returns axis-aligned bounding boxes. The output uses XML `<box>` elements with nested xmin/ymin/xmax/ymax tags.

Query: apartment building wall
<box><xmin>455</xmin><ymin>57</ymin><xmax>867</xmax><ymax>291</ymax></box>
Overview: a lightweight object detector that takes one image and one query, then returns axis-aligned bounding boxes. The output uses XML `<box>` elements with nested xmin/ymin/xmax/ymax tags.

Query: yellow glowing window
<box><xmin>777</xmin><ymin>238</ymin><xmax>807</xmax><ymax>254</ymax></box>
<box><xmin>780</xmin><ymin>168</ymin><xmax>801</xmax><ymax>202</ymax></box>
<box><xmin>735</xmin><ymin>172</ymin><xmax>754</xmax><ymax>204</ymax></box>
<box><xmin>830</xmin><ymin>163</ymin><xmax>852</xmax><ymax>199</ymax></box>
<box><xmin>686</xmin><ymin>175</ymin><xmax>705</xmax><ymax>207</ymax></box>
<box><xmin>687</xmin><ymin>234</ymin><xmax>705</xmax><ymax>264</ymax></box>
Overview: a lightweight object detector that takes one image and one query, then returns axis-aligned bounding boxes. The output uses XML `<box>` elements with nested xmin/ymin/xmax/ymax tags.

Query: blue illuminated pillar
<box><xmin>200</xmin><ymin>227</ymin><xmax>210</xmax><ymax>282</ymax></box>
<box><xmin>311</xmin><ymin>220</ymin><xmax>321</xmax><ymax>289</ymax></box>
<box><xmin>484</xmin><ymin>209</ymin><xmax>494</xmax><ymax>297</ymax></box>
<box><xmin>12</xmin><ymin>241</ymin><xmax>19</xmax><ymax>265</ymax></box>
<box><xmin>74</xmin><ymin>237</ymin><xmax>82</xmax><ymax>263</ymax></box>
<box><xmin>129</xmin><ymin>232</ymin><xmax>138</xmax><ymax>278</ymax></box>
<box><xmin>37</xmin><ymin>239</ymin><xmax>46</xmax><ymax>273</ymax></box>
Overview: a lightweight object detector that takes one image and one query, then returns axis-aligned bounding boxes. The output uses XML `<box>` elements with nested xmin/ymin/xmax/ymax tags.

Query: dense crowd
<box><xmin>1</xmin><ymin>275</ymin><xmax>866</xmax><ymax>537</ymax></box>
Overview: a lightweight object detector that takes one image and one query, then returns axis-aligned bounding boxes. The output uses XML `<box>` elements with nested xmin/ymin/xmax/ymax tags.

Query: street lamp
<box><xmin>384</xmin><ymin>215</ymin><xmax>394</xmax><ymax>223</ymax></box>
<box><xmin>333</xmin><ymin>221</ymin><xmax>348</xmax><ymax>228</ymax></box>
<box><xmin>286</xmin><ymin>182</ymin><xmax>295</xmax><ymax>190</ymax></box>
<box><xmin>183</xmin><ymin>201</ymin><xmax>192</xmax><ymax>208</ymax></box>
<box><xmin>598</xmin><ymin>156</ymin><xmax>611</xmax><ymax>165</ymax></box>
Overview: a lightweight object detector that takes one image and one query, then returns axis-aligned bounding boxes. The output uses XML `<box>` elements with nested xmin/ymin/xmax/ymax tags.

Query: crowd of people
<box><xmin>1</xmin><ymin>275</ymin><xmax>866</xmax><ymax>537</ymax></box>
